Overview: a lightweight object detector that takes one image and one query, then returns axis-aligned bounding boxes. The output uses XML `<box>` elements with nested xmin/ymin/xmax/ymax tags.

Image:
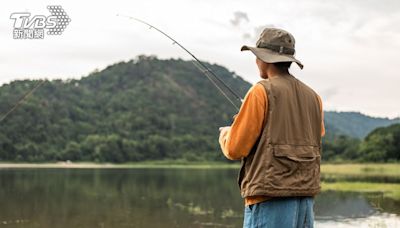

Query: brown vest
<box><xmin>238</xmin><ymin>74</ymin><xmax>322</xmax><ymax>198</ymax></box>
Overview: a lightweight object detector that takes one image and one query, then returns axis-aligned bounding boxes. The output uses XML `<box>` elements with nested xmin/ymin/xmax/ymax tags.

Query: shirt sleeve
<box><xmin>317</xmin><ymin>95</ymin><xmax>326</xmax><ymax>137</ymax></box>
<box><xmin>219</xmin><ymin>83</ymin><xmax>267</xmax><ymax>160</ymax></box>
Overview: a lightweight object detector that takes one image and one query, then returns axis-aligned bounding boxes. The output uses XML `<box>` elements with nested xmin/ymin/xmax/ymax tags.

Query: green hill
<box><xmin>0</xmin><ymin>56</ymin><xmax>249</xmax><ymax>162</ymax></box>
<box><xmin>358</xmin><ymin>123</ymin><xmax>400</xmax><ymax>162</ymax></box>
<box><xmin>0</xmin><ymin>55</ymin><xmax>398</xmax><ymax>162</ymax></box>
<box><xmin>324</xmin><ymin>111</ymin><xmax>400</xmax><ymax>139</ymax></box>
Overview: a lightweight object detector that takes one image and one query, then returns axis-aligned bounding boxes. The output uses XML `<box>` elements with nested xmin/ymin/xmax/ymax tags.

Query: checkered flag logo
<box><xmin>47</xmin><ymin>5</ymin><xmax>71</xmax><ymax>35</ymax></box>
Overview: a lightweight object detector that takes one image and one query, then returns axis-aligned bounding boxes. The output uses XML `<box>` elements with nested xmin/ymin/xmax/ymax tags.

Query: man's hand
<box><xmin>219</xmin><ymin>126</ymin><xmax>231</xmax><ymax>143</ymax></box>
<box><xmin>219</xmin><ymin>126</ymin><xmax>232</xmax><ymax>159</ymax></box>
<box><xmin>219</xmin><ymin>126</ymin><xmax>230</xmax><ymax>131</ymax></box>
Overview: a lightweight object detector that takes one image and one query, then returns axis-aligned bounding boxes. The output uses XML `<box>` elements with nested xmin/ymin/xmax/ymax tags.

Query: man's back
<box><xmin>239</xmin><ymin>74</ymin><xmax>322</xmax><ymax>198</ymax></box>
<box><xmin>261</xmin><ymin>75</ymin><xmax>321</xmax><ymax>146</ymax></box>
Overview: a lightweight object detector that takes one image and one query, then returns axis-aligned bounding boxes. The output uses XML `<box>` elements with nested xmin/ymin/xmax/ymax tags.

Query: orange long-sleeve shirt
<box><xmin>219</xmin><ymin>81</ymin><xmax>325</xmax><ymax>206</ymax></box>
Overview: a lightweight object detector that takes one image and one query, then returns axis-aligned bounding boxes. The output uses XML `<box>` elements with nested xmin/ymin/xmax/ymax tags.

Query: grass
<box><xmin>321</xmin><ymin>181</ymin><xmax>400</xmax><ymax>201</ymax></box>
<box><xmin>320</xmin><ymin>163</ymin><xmax>400</xmax><ymax>201</ymax></box>
<box><xmin>321</xmin><ymin>163</ymin><xmax>400</xmax><ymax>177</ymax></box>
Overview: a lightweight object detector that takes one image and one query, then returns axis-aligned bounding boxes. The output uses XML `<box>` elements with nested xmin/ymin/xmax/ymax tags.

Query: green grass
<box><xmin>320</xmin><ymin>163</ymin><xmax>400</xmax><ymax>201</ymax></box>
<box><xmin>321</xmin><ymin>163</ymin><xmax>400</xmax><ymax>177</ymax></box>
<box><xmin>322</xmin><ymin>181</ymin><xmax>400</xmax><ymax>200</ymax></box>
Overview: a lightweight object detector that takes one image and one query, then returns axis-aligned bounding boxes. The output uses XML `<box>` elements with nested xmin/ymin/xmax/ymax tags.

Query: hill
<box><xmin>0</xmin><ymin>56</ymin><xmax>249</xmax><ymax>162</ymax></box>
<box><xmin>324</xmin><ymin>111</ymin><xmax>400</xmax><ymax>139</ymax></box>
<box><xmin>359</xmin><ymin>123</ymin><xmax>400</xmax><ymax>161</ymax></box>
<box><xmin>0</xmin><ymin>55</ymin><xmax>398</xmax><ymax>162</ymax></box>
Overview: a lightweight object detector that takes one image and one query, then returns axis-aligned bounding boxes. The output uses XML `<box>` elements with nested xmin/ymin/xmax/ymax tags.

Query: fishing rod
<box><xmin>117</xmin><ymin>14</ymin><xmax>243</xmax><ymax>111</ymax></box>
<box><xmin>0</xmin><ymin>80</ymin><xmax>45</xmax><ymax>123</ymax></box>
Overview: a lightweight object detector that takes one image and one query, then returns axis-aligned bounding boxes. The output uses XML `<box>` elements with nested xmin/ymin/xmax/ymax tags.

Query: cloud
<box><xmin>243</xmin><ymin>24</ymin><xmax>277</xmax><ymax>42</ymax></box>
<box><xmin>230</xmin><ymin>11</ymin><xmax>249</xmax><ymax>27</ymax></box>
<box><xmin>229</xmin><ymin>11</ymin><xmax>279</xmax><ymax>43</ymax></box>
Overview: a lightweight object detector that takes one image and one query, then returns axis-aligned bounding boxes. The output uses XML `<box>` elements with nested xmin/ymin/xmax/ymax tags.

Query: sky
<box><xmin>1</xmin><ymin>0</ymin><xmax>399</xmax><ymax>118</ymax></box>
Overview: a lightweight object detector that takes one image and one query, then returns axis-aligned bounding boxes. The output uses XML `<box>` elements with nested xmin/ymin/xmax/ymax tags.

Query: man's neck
<box><xmin>267</xmin><ymin>68</ymin><xmax>290</xmax><ymax>79</ymax></box>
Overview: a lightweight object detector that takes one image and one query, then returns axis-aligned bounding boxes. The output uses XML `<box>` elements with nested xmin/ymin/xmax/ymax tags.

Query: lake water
<box><xmin>0</xmin><ymin>168</ymin><xmax>399</xmax><ymax>228</ymax></box>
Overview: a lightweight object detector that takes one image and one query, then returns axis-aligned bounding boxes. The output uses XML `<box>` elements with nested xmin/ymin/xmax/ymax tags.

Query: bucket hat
<box><xmin>241</xmin><ymin>28</ymin><xmax>303</xmax><ymax>69</ymax></box>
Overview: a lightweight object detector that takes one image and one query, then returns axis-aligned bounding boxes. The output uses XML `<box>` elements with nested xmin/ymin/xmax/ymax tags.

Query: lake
<box><xmin>0</xmin><ymin>168</ymin><xmax>399</xmax><ymax>228</ymax></box>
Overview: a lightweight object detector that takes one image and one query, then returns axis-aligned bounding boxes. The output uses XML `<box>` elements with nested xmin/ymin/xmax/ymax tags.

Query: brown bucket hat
<box><xmin>241</xmin><ymin>28</ymin><xmax>304</xmax><ymax>69</ymax></box>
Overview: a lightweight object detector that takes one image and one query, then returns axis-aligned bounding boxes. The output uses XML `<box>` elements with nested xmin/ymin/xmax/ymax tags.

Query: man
<box><xmin>219</xmin><ymin>28</ymin><xmax>325</xmax><ymax>228</ymax></box>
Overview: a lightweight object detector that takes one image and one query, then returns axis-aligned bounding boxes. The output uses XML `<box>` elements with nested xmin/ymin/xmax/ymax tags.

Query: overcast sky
<box><xmin>1</xmin><ymin>0</ymin><xmax>399</xmax><ymax>118</ymax></box>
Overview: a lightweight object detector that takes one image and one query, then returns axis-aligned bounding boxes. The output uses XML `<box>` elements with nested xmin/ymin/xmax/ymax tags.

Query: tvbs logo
<box><xmin>10</xmin><ymin>5</ymin><xmax>71</xmax><ymax>39</ymax></box>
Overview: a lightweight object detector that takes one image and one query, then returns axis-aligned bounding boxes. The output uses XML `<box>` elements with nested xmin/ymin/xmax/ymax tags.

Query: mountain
<box><xmin>0</xmin><ymin>55</ymin><xmax>249</xmax><ymax>162</ymax></box>
<box><xmin>324</xmin><ymin>111</ymin><xmax>400</xmax><ymax>139</ymax></box>
<box><xmin>0</xmin><ymin>55</ymin><xmax>398</xmax><ymax>162</ymax></box>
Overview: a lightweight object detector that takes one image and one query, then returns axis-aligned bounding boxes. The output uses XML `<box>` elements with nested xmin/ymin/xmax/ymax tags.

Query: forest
<box><xmin>0</xmin><ymin>55</ymin><xmax>399</xmax><ymax>163</ymax></box>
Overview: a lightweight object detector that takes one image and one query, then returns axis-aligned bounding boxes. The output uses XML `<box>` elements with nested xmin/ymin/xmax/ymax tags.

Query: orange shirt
<box><xmin>219</xmin><ymin>81</ymin><xmax>325</xmax><ymax>206</ymax></box>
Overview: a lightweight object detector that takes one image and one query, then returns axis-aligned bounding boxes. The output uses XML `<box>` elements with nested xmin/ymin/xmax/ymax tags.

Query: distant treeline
<box><xmin>0</xmin><ymin>56</ymin><xmax>398</xmax><ymax>163</ymax></box>
<box><xmin>2</xmin><ymin>123</ymin><xmax>399</xmax><ymax>163</ymax></box>
<box><xmin>323</xmin><ymin>123</ymin><xmax>400</xmax><ymax>162</ymax></box>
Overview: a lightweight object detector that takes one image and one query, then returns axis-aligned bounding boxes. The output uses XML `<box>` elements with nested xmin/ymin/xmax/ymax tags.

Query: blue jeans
<box><xmin>243</xmin><ymin>197</ymin><xmax>314</xmax><ymax>228</ymax></box>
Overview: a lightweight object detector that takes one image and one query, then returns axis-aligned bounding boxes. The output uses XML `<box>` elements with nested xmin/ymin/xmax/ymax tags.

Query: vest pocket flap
<box><xmin>272</xmin><ymin>145</ymin><xmax>320</xmax><ymax>162</ymax></box>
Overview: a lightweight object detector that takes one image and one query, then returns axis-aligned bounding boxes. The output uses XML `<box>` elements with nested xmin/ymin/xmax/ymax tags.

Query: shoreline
<box><xmin>1</xmin><ymin>162</ymin><xmax>399</xmax><ymax>200</ymax></box>
<box><xmin>0</xmin><ymin>161</ymin><xmax>240</xmax><ymax>169</ymax></box>
<box><xmin>0</xmin><ymin>162</ymin><xmax>399</xmax><ymax>172</ymax></box>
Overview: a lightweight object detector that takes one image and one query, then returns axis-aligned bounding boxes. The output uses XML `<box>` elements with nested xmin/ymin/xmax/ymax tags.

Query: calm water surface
<box><xmin>0</xmin><ymin>168</ymin><xmax>399</xmax><ymax>228</ymax></box>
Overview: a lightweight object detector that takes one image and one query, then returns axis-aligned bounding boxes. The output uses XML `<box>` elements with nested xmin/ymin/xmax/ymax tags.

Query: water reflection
<box><xmin>315</xmin><ymin>191</ymin><xmax>377</xmax><ymax>219</ymax></box>
<box><xmin>0</xmin><ymin>168</ymin><xmax>398</xmax><ymax>228</ymax></box>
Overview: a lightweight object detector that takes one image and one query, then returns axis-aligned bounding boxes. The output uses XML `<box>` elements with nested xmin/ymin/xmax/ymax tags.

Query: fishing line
<box><xmin>117</xmin><ymin>14</ymin><xmax>242</xmax><ymax>111</ymax></box>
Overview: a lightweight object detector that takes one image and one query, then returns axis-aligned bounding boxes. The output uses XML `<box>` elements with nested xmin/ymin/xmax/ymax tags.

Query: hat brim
<box><xmin>241</xmin><ymin>45</ymin><xmax>304</xmax><ymax>69</ymax></box>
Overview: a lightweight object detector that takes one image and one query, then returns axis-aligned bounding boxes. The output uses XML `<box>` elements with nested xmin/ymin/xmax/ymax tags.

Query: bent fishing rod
<box><xmin>0</xmin><ymin>80</ymin><xmax>45</xmax><ymax>123</ymax></box>
<box><xmin>117</xmin><ymin>14</ymin><xmax>243</xmax><ymax>111</ymax></box>
<box><xmin>0</xmin><ymin>16</ymin><xmax>242</xmax><ymax>123</ymax></box>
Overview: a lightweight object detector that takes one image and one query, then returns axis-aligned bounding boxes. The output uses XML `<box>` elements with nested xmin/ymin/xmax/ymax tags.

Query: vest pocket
<box><xmin>268</xmin><ymin>144</ymin><xmax>320</xmax><ymax>194</ymax></box>
<box><xmin>273</xmin><ymin>144</ymin><xmax>319</xmax><ymax>161</ymax></box>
